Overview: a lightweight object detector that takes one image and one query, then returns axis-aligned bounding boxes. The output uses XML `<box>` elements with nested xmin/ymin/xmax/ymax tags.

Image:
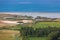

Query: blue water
<box><xmin>0</xmin><ymin>4</ymin><xmax>60</xmax><ymax>12</ymax></box>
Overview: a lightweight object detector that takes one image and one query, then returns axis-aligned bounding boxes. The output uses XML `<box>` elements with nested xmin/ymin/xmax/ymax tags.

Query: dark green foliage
<box><xmin>20</xmin><ymin>27</ymin><xmax>34</xmax><ymax>37</ymax></box>
<box><xmin>17</xmin><ymin>25</ymin><xmax>60</xmax><ymax>40</ymax></box>
<box><xmin>22</xmin><ymin>36</ymin><xmax>30</xmax><ymax>40</ymax></box>
<box><xmin>47</xmin><ymin>31</ymin><xmax>60</xmax><ymax>40</ymax></box>
<box><xmin>20</xmin><ymin>26</ymin><xmax>57</xmax><ymax>37</ymax></box>
<box><xmin>20</xmin><ymin>26</ymin><xmax>60</xmax><ymax>37</ymax></box>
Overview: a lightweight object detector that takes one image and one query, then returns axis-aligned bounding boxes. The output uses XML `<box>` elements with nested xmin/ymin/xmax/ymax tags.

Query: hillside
<box><xmin>0</xmin><ymin>14</ymin><xmax>17</xmax><ymax>20</ymax></box>
<box><xmin>0</xmin><ymin>14</ymin><xmax>60</xmax><ymax>40</ymax></box>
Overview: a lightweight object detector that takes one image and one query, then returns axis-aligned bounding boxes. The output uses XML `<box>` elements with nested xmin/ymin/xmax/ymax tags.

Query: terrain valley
<box><xmin>0</xmin><ymin>13</ymin><xmax>60</xmax><ymax>40</ymax></box>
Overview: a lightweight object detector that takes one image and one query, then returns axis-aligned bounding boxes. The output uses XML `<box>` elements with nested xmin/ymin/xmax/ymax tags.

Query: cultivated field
<box><xmin>34</xmin><ymin>22</ymin><xmax>60</xmax><ymax>28</ymax></box>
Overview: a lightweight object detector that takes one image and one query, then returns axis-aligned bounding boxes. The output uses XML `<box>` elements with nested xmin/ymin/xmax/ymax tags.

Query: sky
<box><xmin>0</xmin><ymin>0</ymin><xmax>60</xmax><ymax>12</ymax></box>
<box><xmin>0</xmin><ymin>0</ymin><xmax>60</xmax><ymax>18</ymax></box>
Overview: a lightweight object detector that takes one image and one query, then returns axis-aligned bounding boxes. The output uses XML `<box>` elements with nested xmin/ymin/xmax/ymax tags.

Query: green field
<box><xmin>29</xmin><ymin>37</ymin><xmax>47</xmax><ymax>40</ymax></box>
<box><xmin>34</xmin><ymin>22</ymin><xmax>60</xmax><ymax>28</ymax></box>
<box><xmin>9</xmin><ymin>22</ymin><xmax>60</xmax><ymax>29</ymax></box>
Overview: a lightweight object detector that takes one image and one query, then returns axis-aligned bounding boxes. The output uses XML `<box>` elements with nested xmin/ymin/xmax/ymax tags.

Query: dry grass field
<box><xmin>0</xmin><ymin>30</ymin><xmax>20</xmax><ymax>40</ymax></box>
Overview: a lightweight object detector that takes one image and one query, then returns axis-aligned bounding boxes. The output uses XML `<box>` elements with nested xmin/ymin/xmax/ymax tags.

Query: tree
<box><xmin>47</xmin><ymin>31</ymin><xmax>60</xmax><ymax>40</ymax></box>
<box><xmin>35</xmin><ymin>16</ymin><xmax>42</xmax><ymax>19</ymax></box>
<box><xmin>20</xmin><ymin>27</ymin><xmax>34</xmax><ymax>36</ymax></box>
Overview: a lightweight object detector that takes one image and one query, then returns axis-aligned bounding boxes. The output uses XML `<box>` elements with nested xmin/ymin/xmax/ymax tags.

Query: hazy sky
<box><xmin>1</xmin><ymin>12</ymin><xmax>60</xmax><ymax>18</ymax></box>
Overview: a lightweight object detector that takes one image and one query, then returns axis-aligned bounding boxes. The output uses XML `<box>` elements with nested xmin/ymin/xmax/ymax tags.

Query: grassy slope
<box><xmin>29</xmin><ymin>37</ymin><xmax>47</xmax><ymax>40</ymax></box>
<box><xmin>34</xmin><ymin>22</ymin><xmax>60</xmax><ymax>28</ymax></box>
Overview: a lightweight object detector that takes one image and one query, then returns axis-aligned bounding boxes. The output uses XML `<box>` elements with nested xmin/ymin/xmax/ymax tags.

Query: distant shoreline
<box><xmin>0</xmin><ymin>12</ymin><xmax>60</xmax><ymax>18</ymax></box>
